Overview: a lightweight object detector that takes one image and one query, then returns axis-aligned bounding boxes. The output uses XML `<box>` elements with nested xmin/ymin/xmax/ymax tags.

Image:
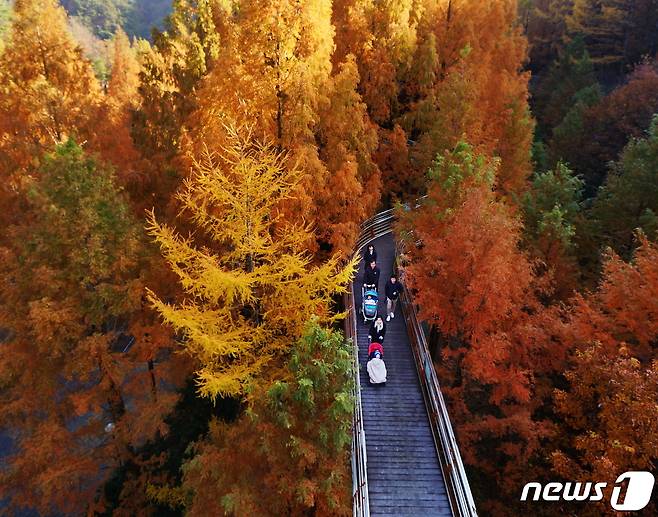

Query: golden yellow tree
<box><xmin>147</xmin><ymin>125</ymin><xmax>355</xmax><ymax>399</ymax></box>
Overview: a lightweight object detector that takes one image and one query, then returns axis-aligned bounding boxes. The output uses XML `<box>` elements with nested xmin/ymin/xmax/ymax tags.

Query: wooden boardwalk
<box><xmin>354</xmin><ymin>233</ymin><xmax>452</xmax><ymax>516</ymax></box>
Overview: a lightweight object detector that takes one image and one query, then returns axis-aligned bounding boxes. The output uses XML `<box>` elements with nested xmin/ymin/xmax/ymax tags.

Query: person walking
<box><xmin>363</xmin><ymin>244</ymin><xmax>377</xmax><ymax>266</ymax></box>
<box><xmin>363</xmin><ymin>260</ymin><xmax>381</xmax><ymax>292</ymax></box>
<box><xmin>385</xmin><ymin>274</ymin><xmax>403</xmax><ymax>322</ymax></box>
<box><xmin>368</xmin><ymin>316</ymin><xmax>386</xmax><ymax>344</ymax></box>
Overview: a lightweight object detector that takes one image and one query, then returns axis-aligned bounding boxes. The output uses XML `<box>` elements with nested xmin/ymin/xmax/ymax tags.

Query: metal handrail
<box><xmin>348</xmin><ymin>207</ymin><xmax>478</xmax><ymax>517</ymax></box>
<box><xmin>346</xmin><ymin>208</ymin><xmax>395</xmax><ymax>517</ymax></box>
<box><xmin>399</xmin><ymin>281</ymin><xmax>478</xmax><ymax>516</ymax></box>
<box><xmin>354</xmin><ymin>210</ymin><xmax>395</xmax><ymax>258</ymax></box>
<box><xmin>344</xmin><ymin>284</ymin><xmax>370</xmax><ymax>517</ymax></box>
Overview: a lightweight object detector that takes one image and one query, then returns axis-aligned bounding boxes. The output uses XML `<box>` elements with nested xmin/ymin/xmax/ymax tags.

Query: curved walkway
<box><xmin>354</xmin><ymin>233</ymin><xmax>452</xmax><ymax>516</ymax></box>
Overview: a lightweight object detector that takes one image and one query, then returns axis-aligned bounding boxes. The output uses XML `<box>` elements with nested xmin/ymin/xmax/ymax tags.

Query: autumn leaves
<box><xmin>0</xmin><ymin>0</ymin><xmax>539</xmax><ymax>513</ymax></box>
<box><xmin>147</xmin><ymin>128</ymin><xmax>356</xmax><ymax>400</ymax></box>
<box><xmin>1</xmin><ymin>0</ymin><xmax>656</xmax><ymax>515</ymax></box>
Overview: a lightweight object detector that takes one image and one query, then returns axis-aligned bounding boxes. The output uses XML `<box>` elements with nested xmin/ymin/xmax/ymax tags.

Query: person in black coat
<box><xmin>385</xmin><ymin>274</ymin><xmax>403</xmax><ymax>321</ymax></box>
<box><xmin>363</xmin><ymin>260</ymin><xmax>381</xmax><ymax>291</ymax></box>
<box><xmin>368</xmin><ymin>316</ymin><xmax>386</xmax><ymax>344</ymax></box>
<box><xmin>363</xmin><ymin>244</ymin><xmax>377</xmax><ymax>266</ymax></box>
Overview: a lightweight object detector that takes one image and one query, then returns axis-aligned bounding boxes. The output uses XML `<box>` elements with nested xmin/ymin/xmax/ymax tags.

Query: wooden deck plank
<box><xmin>352</xmin><ymin>233</ymin><xmax>452</xmax><ymax>517</ymax></box>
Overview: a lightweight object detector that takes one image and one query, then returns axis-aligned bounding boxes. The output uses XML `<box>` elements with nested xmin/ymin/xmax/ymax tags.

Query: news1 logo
<box><xmin>520</xmin><ymin>471</ymin><xmax>655</xmax><ymax>511</ymax></box>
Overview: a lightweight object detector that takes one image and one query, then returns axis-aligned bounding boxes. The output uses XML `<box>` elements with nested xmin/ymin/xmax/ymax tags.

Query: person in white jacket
<box><xmin>367</xmin><ymin>350</ymin><xmax>387</xmax><ymax>385</ymax></box>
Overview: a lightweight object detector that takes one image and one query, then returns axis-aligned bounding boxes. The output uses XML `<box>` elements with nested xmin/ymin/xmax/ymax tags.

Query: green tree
<box><xmin>16</xmin><ymin>139</ymin><xmax>142</xmax><ymax>321</ymax></box>
<box><xmin>124</xmin><ymin>0</ymin><xmax>173</xmax><ymax>39</ymax></box>
<box><xmin>522</xmin><ymin>161</ymin><xmax>584</xmax><ymax>296</ymax></box>
<box><xmin>62</xmin><ymin>0</ymin><xmax>131</xmax><ymax>39</ymax></box>
<box><xmin>180</xmin><ymin>322</ymin><xmax>353</xmax><ymax>516</ymax></box>
<box><xmin>60</xmin><ymin>0</ymin><xmax>173</xmax><ymax>40</ymax></box>
<box><xmin>590</xmin><ymin>116</ymin><xmax>658</xmax><ymax>256</ymax></box>
<box><xmin>523</xmin><ymin>162</ymin><xmax>584</xmax><ymax>250</ymax></box>
<box><xmin>548</xmin><ymin>83</ymin><xmax>602</xmax><ymax>165</ymax></box>
<box><xmin>549</xmin><ymin>62</ymin><xmax>658</xmax><ymax>193</ymax></box>
<box><xmin>534</xmin><ymin>36</ymin><xmax>599</xmax><ymax>137</ymax></box>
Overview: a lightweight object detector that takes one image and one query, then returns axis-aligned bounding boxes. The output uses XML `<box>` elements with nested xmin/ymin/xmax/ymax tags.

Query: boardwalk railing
<box><xmin>344</xmin><ymin>283</ymin><xmax>369</xmax><ymax>517</ymax></box>
<box><xmin>348</xmin><ymin>207</ymin><xmax>477</xmax><ymax>517</ymax></box>
<box><xmin>354</xmin><ymin>208</ymin><xmax>395</xmax><ymax>253</ymax></box>
<box><xmin>346</xmin><ymin>208</ymin><xmax>396</xmax><ymax>517</ymax></box>
<box><xmin>399</xmin><ymin>283</ymin><xmax>478</xmax><ymax>517</ymax></box>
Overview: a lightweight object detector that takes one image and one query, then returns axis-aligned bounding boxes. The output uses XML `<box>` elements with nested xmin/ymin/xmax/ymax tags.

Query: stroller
<box><xmin>367</xmin><ymin>345</ymin><xmax>386</xmax><ymax>385</ymax></box>
<box><xmin>368</xmin><ymin>342</ymin><xmax>384</xmax><ymax>359</ymax></box>
<box><xmin>361</xmin><ymin>285</ymin><xmax>378</xmax><ymax>324</ymax></box>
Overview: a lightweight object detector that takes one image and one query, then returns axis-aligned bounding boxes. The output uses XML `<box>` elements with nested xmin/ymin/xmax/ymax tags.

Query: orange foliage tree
<box><xmin>331</xmin><ymin>0</ymin><xmax>418</xmax><ymax>200</ymax></box>
<box><xmin>131</xmin><ymin>0</ymin><xmax>227</xmax><ymax>216</ymax></box>
<box><xmin>548</xmin><ymin>237</ymin><xmax>658</xmax><ymax>513</ymax></box>
<box><xmin>554</xmin><ymin>235</ymin><xmax>658</xmax><ymax>362</ymax></box>
<box><xmin>0</xmin><ymin>0</ymin><xmax>102</xmax><ymax>227</ymax></box>
<box><xmin>398</xmin><ymin>142</ymin><xmax>553</xmax><ymax>512</ymax></box>
<box><xmin>552</xmin><ymin>344</ymin><xmax>658</xmax><ymax>515</ymax></box>
<box><xmin>403</xmin><ymin>0</ymin><xmax>534</xmax><ymax>197</ymax></box>
<box><xmin>335</xmin><ymin>0</ymin><xmax>534</xmax><ymax>201</ymax></box>
<box><xmin>0</xmin><ymin>142</ymin><xmax>180</xmax><ymax>514</ymax></box>
<box><xmin>185</xmin><ymin>0</ymin><xmax>381</xmax><ymax>256</ymax></box>
<box><xmin>332</xmin><ymin>0</ymin><xmax>417</xmax><ymax>126</ymax></box>
<box><xmin>0</xmin><ymin>0</ymin><xmax>148</xmax><ymax>224</ymax></box>
<box><xmin>374</xmin><ymin>123</ymin><xmax>413</xmax><ymax>201</ymax></box>
<box><xmin>94</xmin><ymin>29</ymin><xmax>144</xmax><ymax>192</ymax></box>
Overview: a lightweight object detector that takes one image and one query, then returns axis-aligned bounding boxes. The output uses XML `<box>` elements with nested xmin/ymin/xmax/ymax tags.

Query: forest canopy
<box><xmin>0</xmin><ymin>0</ymin><xmax>657</xmax><ymax>515</ymax></box>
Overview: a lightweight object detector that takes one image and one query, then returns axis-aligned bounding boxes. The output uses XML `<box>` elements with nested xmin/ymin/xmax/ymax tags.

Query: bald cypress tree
<box><xmin>0</xmin><ymin>0</ymin><xmax>102</xmax><ymax>218</ymax></box>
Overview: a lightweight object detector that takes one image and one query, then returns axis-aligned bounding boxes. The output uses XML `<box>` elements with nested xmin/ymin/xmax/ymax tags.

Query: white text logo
<box><xmin>520</xmin><ymin>471</ymin><xmax>655</xmax><ymax>511</ymax></box>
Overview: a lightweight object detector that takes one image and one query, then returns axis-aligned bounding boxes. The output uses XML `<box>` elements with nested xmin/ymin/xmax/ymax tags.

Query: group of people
<box><xmin>362</xmin><ymin>244</ymin><xmax>404</xmax><ymax>386</ymax></box>
<box><xmin>363</xmin><ymin>244</ymin><xmax>403</xmax><ymax>322</ymax></box>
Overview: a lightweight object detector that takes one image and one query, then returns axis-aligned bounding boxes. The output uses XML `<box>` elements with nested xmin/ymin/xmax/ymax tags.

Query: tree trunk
<box><xmin>148</xmin><ymin>358</ymin><xmax>158</xmax><ymax>402</ymax></box>
<box><xmin>275</xmin><ymin>37</ymin><xmax>284</xmax><ymax>150</ymax></box>
<box><xmin>97</xmin><ymin>353</ymin><xmax>126</xmax><ymax>423</ymax></box>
